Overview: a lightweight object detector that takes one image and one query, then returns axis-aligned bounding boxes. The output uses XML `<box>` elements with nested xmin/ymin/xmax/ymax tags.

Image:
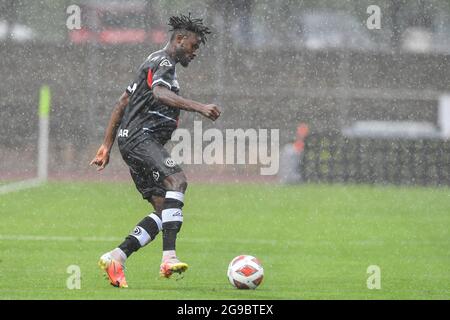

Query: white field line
<box><xmin>0</xmin><ymin>234</ymin><xmax>446</xmax><ymax>246</ymax></box>
<box><xmin>0</xmin><ymin>234</ymin><xmax>346</xmax><ymax>246</ymax></box>
<box><xmin>0</xmin><ymin>178</ymin><xmax>44</xmax><ymax>195</ymax></box>
<box><xmin>0</xmin><ymin>234</ymin><xmax>122</xmax><ymax>242</ymax></box>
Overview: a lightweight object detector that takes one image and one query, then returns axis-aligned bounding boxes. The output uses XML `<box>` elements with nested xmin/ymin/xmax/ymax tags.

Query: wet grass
<box><xmin>0</xmin><ymin>182</ymin><xmax>449</xmax><ymax>300</ymax></box>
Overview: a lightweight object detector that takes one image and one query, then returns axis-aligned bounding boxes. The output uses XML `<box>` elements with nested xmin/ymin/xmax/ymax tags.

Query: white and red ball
<box><xmin>227</xmin><ymin>255</ymin><xmax>264</xmax><ymax>289</ymax></box>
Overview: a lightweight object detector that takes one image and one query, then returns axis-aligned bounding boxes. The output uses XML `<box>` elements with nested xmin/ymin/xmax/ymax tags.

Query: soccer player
<box><xmin>90</xmin><ymin>14</ymin><xmax>221</xmax><ymax>288</ymax></box>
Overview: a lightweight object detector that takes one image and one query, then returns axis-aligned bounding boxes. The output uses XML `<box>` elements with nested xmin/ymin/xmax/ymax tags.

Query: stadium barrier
<box><xmin>301</xmin><ymin>132</ymin><xmax>450</xmax><ymax>186</ymax></box>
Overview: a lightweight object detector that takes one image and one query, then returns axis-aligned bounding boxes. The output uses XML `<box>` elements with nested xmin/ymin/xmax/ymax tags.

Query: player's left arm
<box><xmin>90</xmin><ymin>91</ymin><xmax>129</xmax><ymax>171</ymax></box>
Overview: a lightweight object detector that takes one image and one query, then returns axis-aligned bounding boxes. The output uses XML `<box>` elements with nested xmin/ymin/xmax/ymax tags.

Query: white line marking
<box><xmin>1</xmin><ymin>234</ymin><xmax>446</xmax><ymax>246</ymax></box>
<box><xmin>0</xmin><ymin>234</ymin><xmax>278</xmax><ymax>244</ymax></box>
<box><xmin>0</xmin><ymin>235</ymin><xmax>122</xmax><ymax>242</ymax></box>
<box><xmin>0</xmin><ymin>178</ymin><xmax>44</xmax><ymax>195</ymax></box>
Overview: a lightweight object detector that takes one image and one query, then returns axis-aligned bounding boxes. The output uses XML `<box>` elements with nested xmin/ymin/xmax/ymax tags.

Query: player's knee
<box><xmin>179</xmin><ymin>179</ymin><xmax>188</xmax><ymax>192</ymax></box>
<box><xmin>149</xmin><ymin>195</ymin><xmax>165</xmax><ymax>214</ymax></box>
<box><xmin>164</xmin><ymin>172</ymin><xmax>188</xmax><ymax>193</ymax></box>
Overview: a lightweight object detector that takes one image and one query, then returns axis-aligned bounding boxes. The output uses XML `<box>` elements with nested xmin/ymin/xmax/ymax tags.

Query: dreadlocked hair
<box><xmin>168</xmin><ymin>13</ymin><xmax>211</xmax><ymax>44</ymax></box>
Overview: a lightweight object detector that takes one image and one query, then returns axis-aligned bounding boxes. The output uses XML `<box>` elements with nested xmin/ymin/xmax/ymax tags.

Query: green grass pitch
<box><xmin>0</xmin><ymin>182</ymin><xmax>449</xmax><ymax>299</ymax></box>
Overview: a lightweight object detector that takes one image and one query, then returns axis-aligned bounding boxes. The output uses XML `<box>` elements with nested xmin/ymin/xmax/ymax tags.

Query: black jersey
<box><xmin>118</xmin><ymin>49</ymin><xmax>180</xmax><ymax>151</ymax></box>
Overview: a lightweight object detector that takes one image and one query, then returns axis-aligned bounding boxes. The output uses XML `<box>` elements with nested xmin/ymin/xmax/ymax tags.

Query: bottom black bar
<box><xmin>0</xmin><ymin>300</ymin><xmax>446</xmax><ymax>318</ymax></box>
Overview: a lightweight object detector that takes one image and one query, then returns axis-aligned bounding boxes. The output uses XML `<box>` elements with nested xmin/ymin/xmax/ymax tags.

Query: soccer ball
<box><xmin>227</xmin><ymin>255</ymin><xmax>264</xmax><ymax>289</ymax></box>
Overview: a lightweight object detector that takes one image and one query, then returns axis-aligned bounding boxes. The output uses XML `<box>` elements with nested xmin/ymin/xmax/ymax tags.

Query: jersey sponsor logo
<box><xmin>159</xmin><ymin>59</ymin><xmax>173</xmax><ymax>67</ymax></box>
<box><xmin>127</xmin><ymin>83</ymin><xmax>137</xmax><ymax>94</ymax></box>
<box><xmin>118</xmin><ymin>129</ymin><xmax>129</xmax><ymax>138</ymax></box>
<box><xmin>152</xmin><ymin>170</ymin><xmax>160</xmax><ymax>182</ymax></box>
<box><xmin>164</xmin><ymin>157</ymin><xmax>176</xmax><ymax>168</ymax></box>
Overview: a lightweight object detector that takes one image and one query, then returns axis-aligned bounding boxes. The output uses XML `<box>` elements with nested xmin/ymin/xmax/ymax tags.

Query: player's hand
<box><xmin>200</xmin><ymin>104</ymin><xmax>221</xmax><ymax>121</ymax></box>
<box><xmin>90</xmin><ymin>144</ymin><xmax>110</xmax><ymax>171</ymax></box>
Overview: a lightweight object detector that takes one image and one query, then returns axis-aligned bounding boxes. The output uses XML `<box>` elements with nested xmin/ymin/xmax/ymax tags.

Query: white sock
<box><xmin>110</xmin><ymin>248</ymin><xmax>127</xmax><ymax>265</ymax></box>
<box><xmin>162</xmin><ymin>250</ymin><xmax>176</xmax><ymax>262</ymax></box>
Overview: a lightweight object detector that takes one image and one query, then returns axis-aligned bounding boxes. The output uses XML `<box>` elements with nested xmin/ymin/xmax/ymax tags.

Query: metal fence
<box><xmin>301</xmin><ymin>133</ymin><xmax>450</xmax><ymax>186</ymax></box>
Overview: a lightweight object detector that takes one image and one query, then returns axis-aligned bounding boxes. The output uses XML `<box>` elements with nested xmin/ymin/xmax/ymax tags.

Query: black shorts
<box><xmin>119</xmin><ymin>138</ymin><xmax>182</xmax><ymax>200</ymax></box>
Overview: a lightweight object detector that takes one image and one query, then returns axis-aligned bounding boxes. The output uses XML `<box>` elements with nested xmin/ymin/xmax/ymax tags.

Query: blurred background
<box><xmin>1</xmin><ymin>0</ymin><xmax>450</xmax><ymax>186</ymax></box>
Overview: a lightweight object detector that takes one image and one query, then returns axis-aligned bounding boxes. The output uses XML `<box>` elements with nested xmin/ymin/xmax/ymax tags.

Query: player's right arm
<box><xmin>90</xmin><ymin>91</ymin><xmax>129</xmax><ymax>171</ymax></box>
<box><xmin>151</xmin><ymin>57</ymin><xmax>221</xmax><ymax>121</ymax></box>
<box><xmin>153</xmin><ymin>86</ymin><xmax>221</xmax><ymax>121</ymax></box>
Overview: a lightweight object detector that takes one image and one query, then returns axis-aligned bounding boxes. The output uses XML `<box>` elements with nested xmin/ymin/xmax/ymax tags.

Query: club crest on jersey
<box><xmin>152</xmin><ymin>170</ymin><xmax>160</xmax><ymax>181</ymax></box>
<box><xmin>159</xmin><ymin>59</ymin><xmax>173</xmax><ymax>67</ymax></box>
<box><xmin>164</xmin><ymin>157</ymin><xmax>176</xmax><ymax>168</ymax></box>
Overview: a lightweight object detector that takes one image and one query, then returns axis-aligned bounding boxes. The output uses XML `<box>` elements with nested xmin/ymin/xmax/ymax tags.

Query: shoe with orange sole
<box><xmin>98</xmin><ymin>253</ymin><xmax>128</xmax><ymax>288</ymax></box>
<box><xmin>159</xmin><ymin>257</ymin><xmax>188</xmax><ymax>279</ymax></box>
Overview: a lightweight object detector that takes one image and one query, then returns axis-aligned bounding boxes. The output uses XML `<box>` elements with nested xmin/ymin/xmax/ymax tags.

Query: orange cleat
<box><xmin>98</xmin><ymin>253</ymin><xmax>128</xmax><ymax>288</ymax></box>
<box><xmin>159</xmin><ymin>257</ymin><xmax>189</xmax><ymax>279</ymax></box>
